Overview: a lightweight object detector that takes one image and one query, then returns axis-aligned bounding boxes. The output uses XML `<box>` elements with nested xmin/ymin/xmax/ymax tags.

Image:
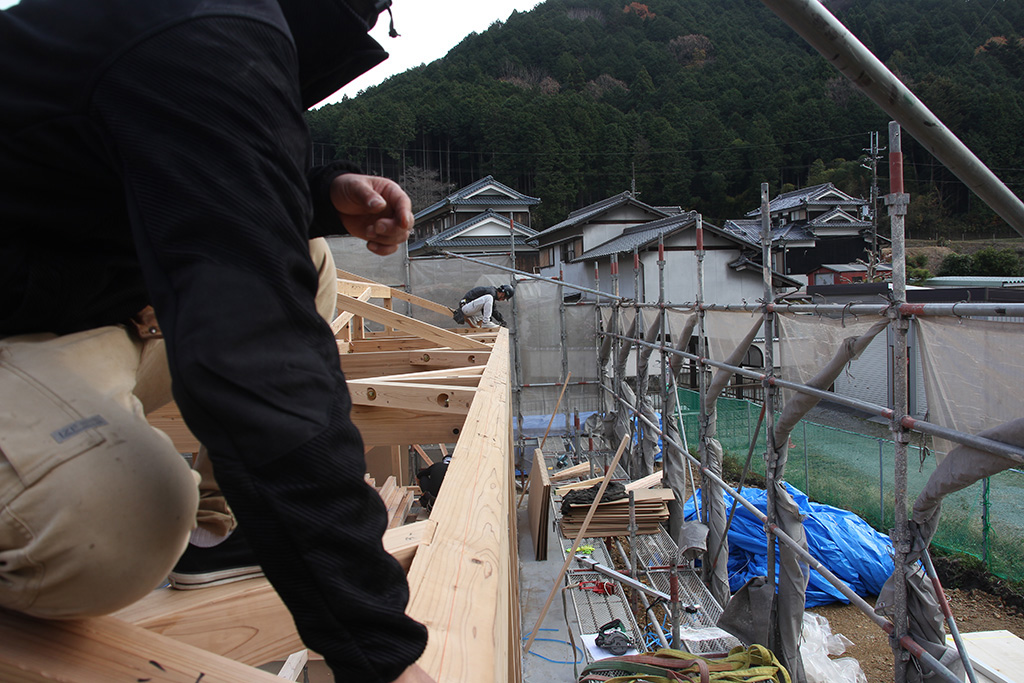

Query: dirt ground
<box><xmin>812</xmin><ymin>587</ymin><xmax>1024</xmax><ymax>682</ymax></box>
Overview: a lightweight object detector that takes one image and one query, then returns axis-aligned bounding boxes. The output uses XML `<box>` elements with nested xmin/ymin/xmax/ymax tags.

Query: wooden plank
<box><xmin>385</xmin><ymin>519</ymin><xmax>437</xmax><ymax>572</ymax></box>
<box><xmin>388</xmin><ymin>488</ymin><xmax>416</xmax><ymax>530</ymax></box>
<box><xmin>347</xmin><ymin>379</ymin><xmax>476</xmax><ymax>414</ymax></box>
<box><xmin>412</xmin><ymin>444</ymin><xmax>435</xmax><ymax>467</ymax></box>
<box><xmin>405</xmin><ymin>330</ymin><xmax>515</xmax><ymax>683</ymax></box>
<box><xmin>339</xmin><ymin>350</ymin><xmax>488</xmax><ymax>380</ymax></box>
<box><xmin>379</xmin><ymin>475</ymin><xmax>398</xmax><ymax>511</ymax></box>
<box><xmin>114</xmin><ymin>578</ymin><xmax>305</xmax><ymax>667</ymax></box>
<box><xmin>947</xmin><ymin>630</ymin><xmax>1023</xmax><ymax>683</ymax></box>
<box><xmin>147</xmin><ymin>401</ymin><xmax>200</xmax><ymax>454</ymax></box>
<box><xmin>336</xmin><ymin>279</ymin><xmax>392</xmax><ymax>299</ymax></box>
<box><xmin>527</xmin><ymin>449</ymin><xmax>551</xmax><ymax>561</ymax></box>
<box><xmin>330</xmin><ymin>285</ymin><xmax>372</xmax><ymax>336</ymax></box>
<box><xmin>548</xmin><ymin>461</ymin><xmax>592</xmax><ymax>483</ymax></box>
<box><xmin>407</xmin><ymin>351</ymin><xmax>491</xmax><ymax>369</ymax></box>
<box><xmin>625</xmin><ymin>470</ymin><xmax>664</xmax><ymax>491</ymax></box>
<box><xmin>335</xmin><ymin>269</ymin><xmax>455</xmax><ymax>319</ymax></box>
<box><xmin>336</xmin><ymin>293</ymin><xmax>488</xmax><ymax>352</ymax></box>
<box><xmin>376</xmin><ymin>365</ymin><xmax>486</xmax><ymax>382</ymax></box>
<box><xmin>0</xmin><ymin>609</ymin><xmax>284</xmax><ymax>682</ymax></box>
<box><xmin>350</xmin><ymin>338</ymin><xmax>452</xmax><ymax>353</ymax></box>
<box><xmin>350</xmin><ymin>406</ymin><xmax>465</xmax><ymax>447</ymax></box>
<box><xmin>276</xmin><ymin>650</ymin><xmax>309</xmax><ymax>680</ymax></box>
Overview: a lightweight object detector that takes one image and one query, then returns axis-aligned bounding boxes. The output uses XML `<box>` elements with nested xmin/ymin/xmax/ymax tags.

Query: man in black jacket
<box><xmin>458</xmin><ymin>284</ymin><xmax>514</xmax><ymax>328</ymax></box>
<box><xmin>0</xmin><ymin>1</ymin><xmax>431</xmax><ymax>681</ymax></box>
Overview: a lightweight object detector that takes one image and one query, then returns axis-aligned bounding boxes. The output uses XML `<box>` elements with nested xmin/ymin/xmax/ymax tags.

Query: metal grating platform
<box><xmin>551</xmin><ymin>471</ymin><xmax>740</xmax><ymax>661</ymax></box>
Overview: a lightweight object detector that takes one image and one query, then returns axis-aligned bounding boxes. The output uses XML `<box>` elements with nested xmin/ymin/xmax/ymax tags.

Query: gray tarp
<box><xmin>700</xmin><ymin>318</ymin><xmax>764</xmax><ymax>609</ymax></box>
<box><xmin>663</xmin><ymin>314</ymin><xmax>699</xmax><ymax>539</ymax></box>
<box><xmin>723</xmin><ymin>316</ymin><xmax>889</xmax><ymax>683</ymax></box>
<box><xmin>876</xmin><ymin>418</ymin><xmax>1024</xmax><ymax>682</ymax></box>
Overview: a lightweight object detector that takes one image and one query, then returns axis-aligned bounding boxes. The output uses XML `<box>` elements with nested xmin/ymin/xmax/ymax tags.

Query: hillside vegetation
<box><xmin>307</xmin><ymin>0</ymin><xmax>1024</xmax><ymax>233</ymax></box>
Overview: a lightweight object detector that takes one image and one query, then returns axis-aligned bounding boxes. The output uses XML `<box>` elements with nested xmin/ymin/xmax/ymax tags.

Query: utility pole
<box><xmin>861</xmin><ymin>130</ymin><xmax>884</xmax><ymax>278</ymax></box>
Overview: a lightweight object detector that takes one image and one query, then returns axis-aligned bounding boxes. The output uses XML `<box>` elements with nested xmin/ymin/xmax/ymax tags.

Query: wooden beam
<box><xmin>276</xmin><ymin>650</ymin><xmax>309</xmax><ymax>680</ymax></box>
<box><xmin>336</xmin><ymin>293</ymin><xmax>488</xmax><ymax>352</ymax></box>
<box><xmin>412</xmin><ymin>444</ymin><xmax>435</xmax><ymax>467</ymax></box>
<box><xmin>385</xmin><ymin>519</ymin><xmax>437</xmax><ymax>572</ymax></box>
<box><xmin>548</xmin><ymin>461</ymin><xmax>591</xmax><ymax>483</ymax></box>
<box><xmin>405</xmin><ymin>330</ymin><xmax>516</xmax><ymax>682</ymax></box>
<box><xmin>331</xmin><ymin>285</ymin><xmax>372</xmax><ymax>336</ymax></box>
<box><xmin>336</xmin><ymin>279</ymin><xmax>392</xmax><ymax>299</ymax></box>
<box><xmin>350</xmin><ymin>405</ymin><xmax>466</xmax><ymax>447</ymax></box>
<box><xmin>340</xmin><ymin>351</ymin><xmax>489</xmax><ymax>381</ymax></box>
<box><xmin>347</xmin><ymin>379</ymin><xmax>476</xmax><ymax>414</ymax></box>
<box><xmin>0</xmin><ymin>609</ymin><xmax>284</xmax><ymax>682</ymax></box>
<box><xmin>335</xmin><ymin>268</ymin><xmax>455</xmax><ymax>318</ymax></box>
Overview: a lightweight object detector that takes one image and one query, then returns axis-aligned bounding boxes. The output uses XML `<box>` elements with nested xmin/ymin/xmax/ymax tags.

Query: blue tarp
<box><xmin>683</xmin><ymin>483</ymin><xmax>894</xmax><ymax>607</ymax></box>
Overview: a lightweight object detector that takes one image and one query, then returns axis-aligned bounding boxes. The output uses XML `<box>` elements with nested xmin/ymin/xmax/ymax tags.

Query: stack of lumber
<box><xmin>369</xmin><ymin>475</ymin><xmax>420</xmax><ymax>529</ymax></box>
<box><xmin>558</xmin><ymin>486</ymin><xmax>674</xmax><ymax>537</ymax></box>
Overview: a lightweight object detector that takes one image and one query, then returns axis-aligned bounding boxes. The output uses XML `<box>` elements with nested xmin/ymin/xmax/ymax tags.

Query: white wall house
<box><xmin>579</xmin><ymin>212</ymin><xmax>801</xmax><ymax>306</ymax></box>
<box><xmin>531</xmin><ymin>192</ymin><xmax>675</xmax><ymax>287</ymax></box>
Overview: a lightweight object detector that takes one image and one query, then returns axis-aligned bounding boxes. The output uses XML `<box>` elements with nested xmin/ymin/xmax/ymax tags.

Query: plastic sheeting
<box><xmin>777</xmin><ymin>313</ymin><xmax>886</xmax><ymax>405</ymax></box>
<box><xmin>918</xmin><ymin>316</ymin><xmax>1024</xmax><ymax>459</ymax></box>
<box><xmin>684</xmin><ymin>484</ymin><xmax>894</xmax><ymax>607</ymax></box>
<box><xmin>328</xmin><ymin>235</ymin><xmax>408</xmax><ymax>288</ymax></box>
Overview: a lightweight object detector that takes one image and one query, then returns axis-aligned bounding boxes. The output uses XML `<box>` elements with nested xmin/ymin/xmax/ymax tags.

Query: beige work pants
<box><xmin>0</xmin><ymin>238</ymin><xmax>338</xmax><ymax>618</ymax></box>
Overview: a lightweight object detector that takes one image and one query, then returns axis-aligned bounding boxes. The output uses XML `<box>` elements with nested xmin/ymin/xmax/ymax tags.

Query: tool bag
<box><xmin>577</xmin><ymin>644</ymin><xmax>790</xmax><ymax>683</ymax></box>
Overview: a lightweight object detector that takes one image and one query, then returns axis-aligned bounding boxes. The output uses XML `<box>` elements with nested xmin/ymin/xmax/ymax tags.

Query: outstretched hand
<box><xmin>330</xmin><ymin>173</ymin><xmax>414</xmax><ymax>255</ymax></box>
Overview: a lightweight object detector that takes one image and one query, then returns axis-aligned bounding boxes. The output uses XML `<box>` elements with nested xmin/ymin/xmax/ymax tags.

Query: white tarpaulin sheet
<box><xmin>917</xmin><ymin>317</ymin><xmax>1024</xmax><ymax>459</ymax></box>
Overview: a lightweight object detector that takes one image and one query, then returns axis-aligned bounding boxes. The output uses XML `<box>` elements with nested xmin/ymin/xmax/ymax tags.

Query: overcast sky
<box><xmin>0</xmin><ymin>0</ymin><xmax>542</xmax><ymax>106</ymax></box>
<box><xmin>323</xmin><ymin>0</ymin><xmax>543</xmax><ymax>106</ymax></box>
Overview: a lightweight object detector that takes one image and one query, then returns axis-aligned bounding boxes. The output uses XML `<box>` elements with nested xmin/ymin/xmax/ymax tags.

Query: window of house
<box><xmin>539</xmin><ymin>247</ymin><xmax>553</xmax><ymax>269</ymax></box>
<box><xmin>561</xmin><ymin>237</ymin><xmax>583</xmax><ymax>263</ymax></box>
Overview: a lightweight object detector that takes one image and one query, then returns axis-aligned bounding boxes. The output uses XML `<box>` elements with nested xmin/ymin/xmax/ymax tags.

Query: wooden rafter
<box><xmin>336</xmin><ymin>292</ymin><xmax>488</xmax><ymax>352</ymax></box>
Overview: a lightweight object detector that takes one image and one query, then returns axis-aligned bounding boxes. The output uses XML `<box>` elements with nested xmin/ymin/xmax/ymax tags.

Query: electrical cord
<box><xmin>521</xmin><ymin>628</ymin><xmax>585</xmax><ymax>665</ymax></box>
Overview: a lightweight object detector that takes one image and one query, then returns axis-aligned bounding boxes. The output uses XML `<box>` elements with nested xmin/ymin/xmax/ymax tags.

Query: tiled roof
<box><xmin>743</xmin><ymin>182</ymin><xmax>865</xmax><ymax>217</ymax></box>
<box><xmin>727</xmin><ymin>255</ymin><xmax>804</xmax><ymax>288</ymax></box>
<box><xmin>534</xmin><ymin>192</ymin><xmax>668</xmax><ymax>238</ymax></box>
<box><xmin>575</xmin><ymin>212</ymin><xmax>704</xmax><ymax>261</ymax></box>
<box><xmin>721</xmin><ymin>219</ymin><xmax>815</xmax><ymax>246</ymax></box>
<box><xmin>807</xmin><ymin>207</ymin><xmax>871</xmax><ymax>229</ymax></box>
<box><xmin>414</xmin><ymin>175</ymin><xmax>540</xmax><ymax>219</ymax></box>
<box><xmin>408</xmin><ymin>209</ymin><xmax>537</xmax><ymax>252</ymax></box>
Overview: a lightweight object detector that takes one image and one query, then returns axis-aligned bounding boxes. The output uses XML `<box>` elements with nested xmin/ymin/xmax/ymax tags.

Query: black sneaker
<box><xmin>168</xmin><ymin>527</ymin><xmax>264</xmax><ymax>590</ymax></box>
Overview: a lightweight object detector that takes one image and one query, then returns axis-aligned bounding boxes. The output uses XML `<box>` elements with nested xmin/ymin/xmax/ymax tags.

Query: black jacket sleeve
<box><xmin>90</xmin><ymin>16</ymin><xmax>426</xmax><ymax>681</ymax></box>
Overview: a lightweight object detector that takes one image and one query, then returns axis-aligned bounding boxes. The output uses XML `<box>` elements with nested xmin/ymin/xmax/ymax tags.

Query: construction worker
<box><xmin>459</xmin><ymin>284</ymin><xmax>515</xmax><ymax>328</ymax></box>
<box><xmin>0</xmin><ymin>1</ymin><xmax>432</xmax><ymax>682</ymax></box>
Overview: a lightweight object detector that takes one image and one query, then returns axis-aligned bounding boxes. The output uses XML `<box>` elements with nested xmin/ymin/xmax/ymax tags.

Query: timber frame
<box><xmin>0</xmin><ymin>273</ymin><xmax>520</xmax><ymax>682</ymax></box>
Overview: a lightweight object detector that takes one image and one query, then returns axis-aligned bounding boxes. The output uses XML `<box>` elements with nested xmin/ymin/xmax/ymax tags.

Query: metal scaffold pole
<box><xmin>695</xmin><ymin>215</ymin><xmax>713</xmax><ymax>591</ymax></box>
<box><xmin>633</xmin><ymin>247</ymin><xmax>643</xmax><ymax>478</ymax></box>
<box><xmin>559</xmin><ymin>266</ymin><xmax>570</xmax><ymax>436</ymax></box>
<box><xmin>886</xmin><ymin>121</ymin><xmax>912</xmax><ymax>683</ymax></box>
<box><xmin>758</xmin><ymin>0</ymin><xmax>1024</xmax><ymax>236</ymax></box>
<box><xmin>758</xmin><ymin>184</ymin><xmax>782</xmax><ymax>660</ymax></box>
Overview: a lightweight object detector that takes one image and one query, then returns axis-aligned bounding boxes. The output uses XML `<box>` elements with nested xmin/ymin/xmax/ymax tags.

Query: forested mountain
<box><xmin>306</xmin><ymin>0</ymin><xmax>1024</xmax><ymax>234</ymax></box>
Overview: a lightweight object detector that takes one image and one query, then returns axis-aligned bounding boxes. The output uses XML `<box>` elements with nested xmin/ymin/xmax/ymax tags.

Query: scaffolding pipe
<box><xmin>443</xmin><ymin>251</ymin><xmax>622</xmax><ymax>301</ymax></box>
<box><xmin>758</xmin><ymin>0</ymin><xmax>1024</xmax><ymax>236</ymax></box>
<box><xmin>605</xmin><ymin>331</ymin><xmax>1024</xmax><ymax>465</ymax></box>
<box><xmin>605</xmin><ymin>388</ymin><xmax>963</xmax><ymax>683</ymax></box>
<box><xmin>613</xmin><ymin>539</ymin><xmax>671</xmax><ymax>650</ymax></box>
<box><xmin>887</xmin><ymin>121</ymin><xmax>913</xmax><ymax>682</ymax></box>
<box><xmin>704</xmin><ymin>302</ymin><xmax>1024</xmax><ymax>317</ymax></box>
